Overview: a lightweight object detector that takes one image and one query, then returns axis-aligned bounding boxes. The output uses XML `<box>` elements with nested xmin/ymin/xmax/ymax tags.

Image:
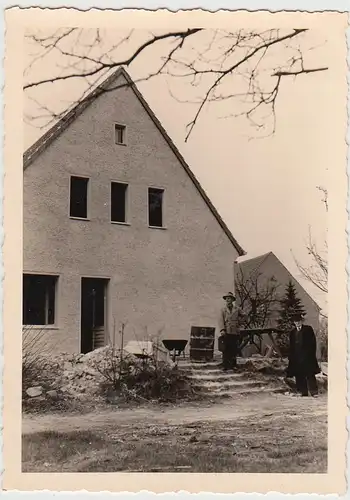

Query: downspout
<box><xmin>233</xmin><ymin>259</ymin><xmax>239</xmax><ymax>296</ymax></box>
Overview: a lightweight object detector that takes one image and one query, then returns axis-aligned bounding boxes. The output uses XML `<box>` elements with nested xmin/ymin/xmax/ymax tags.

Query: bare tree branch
<box><xmin>272</xmin><ymin>67</ymin><xmax>328</xmax><ymax>77</ymax></box>
<box><xmin>182</xmin><ymin>28</ymin><xmax>311</xmax><ymax>140</ymax></box>
<box><xmin>24</xmin><ymin>28</ymin><xmax>202</xmax><ymax>90</ymax></box>
<box><xmin>316</xmin><ymin>186</ymin><xmax>328</xmax><ymax>212</ymax></box>
<box><xmin>24</xmin><ymin>27</ymin><xmax>328</xmax><ymax>140</ymax></box>
<box><xmin>235</xmin><ymin>267</ymin><xmax>280</xmax><ymax>329</ymax></box>
<box><xmin>293</xmin><ymin>187</ymin><xmax>328</xmax><ymax>296</ymax></box>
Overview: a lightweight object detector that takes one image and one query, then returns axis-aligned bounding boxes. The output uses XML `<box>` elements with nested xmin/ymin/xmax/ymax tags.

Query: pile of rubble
<box><xmin>24</xmin><ymin>347</ymin><xmax>121</xmax><ymax>408</ymax></box>
<box><xmin>25</xmin><ymin>385</ymin><xmax>59</xmax><ymax>401</ymax></box>
<box><xmin>24</xmin><ymin>346</ymin><xmax>173</xmax><ymax>410</ymax></box>
<box><xmin>52</xmin><ymin>347</ymin><xmax>111</xmax><ymax>398</ymax></box>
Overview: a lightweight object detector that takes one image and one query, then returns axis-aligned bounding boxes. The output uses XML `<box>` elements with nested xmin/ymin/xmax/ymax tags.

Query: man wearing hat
<box><xmin>219</xmin><ymin>292</ymin><xmax>246</xmax><ymax>371</ymax></box>
<box><xmin>286</xmin><ymin>313</ymin><xmax>320</xmax><ymax>397</ymax></box>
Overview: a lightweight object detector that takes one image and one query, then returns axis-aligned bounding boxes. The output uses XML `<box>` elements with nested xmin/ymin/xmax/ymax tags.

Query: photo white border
<box><xmin>1</xmin><ymin>3</ymin><xmax>349</xmax><ymax>497</ymax></box>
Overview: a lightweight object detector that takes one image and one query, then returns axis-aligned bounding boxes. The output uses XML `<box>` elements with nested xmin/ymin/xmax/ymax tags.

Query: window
<box><xmin>148</xmin><ymin>187</ymin><xmax>164</xmax><ymax>228</ymax></box>
<box><xmin>70</xmin><ymin>176</ymin><xmax>89</xmax><ymax>219</ymax></box>
<box><xmin>114</xmin><ymin>124</ymin><xmax>126</xmax><ymax>145</ymax></box>
<box><xmin>23</xmin><ymin>274</ymin><xmax>58</xmax><ymax>326</ymax></box>
<box><xmin>111</xmin><ymin>182</ymin><xmax>128</xmax><ymax>223</ymax></box>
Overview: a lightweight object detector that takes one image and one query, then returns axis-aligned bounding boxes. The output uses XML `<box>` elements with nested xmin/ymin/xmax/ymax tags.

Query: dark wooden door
<box><xmin>81</xmin><ymin>278</ymin><xmax>108</xmax><ymax>354</ymax></box>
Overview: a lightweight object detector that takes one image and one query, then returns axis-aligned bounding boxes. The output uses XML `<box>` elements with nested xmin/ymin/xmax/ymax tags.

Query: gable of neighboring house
<box><xmin>235</xmin><ymin>252</ymin><xmax>321</xmax><ymax>332</ymax></box>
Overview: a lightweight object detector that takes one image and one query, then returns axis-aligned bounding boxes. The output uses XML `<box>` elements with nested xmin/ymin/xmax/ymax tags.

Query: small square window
<box><xmin>23</xmin><ymin>274</ymin><xmax>58</xmax><ymax>326</ymax></box>
<box><xmin>70</xmin><ymin>176</ymin><xmax>89</xmax><ymax>219</ymax></box>
<box><xmin>148</xmin><ymin>187</ymin><xmax>164</xmax><ymax>228</ymax></box>
<box><xmin>111</xmin><ymin>182</ymin><xmax>128</xmax><ymax>223</ymax></box>
<box><xmin>114</xmin><ymin>124</ymin><xmax>126</xmax><ymax>145</ymax></box>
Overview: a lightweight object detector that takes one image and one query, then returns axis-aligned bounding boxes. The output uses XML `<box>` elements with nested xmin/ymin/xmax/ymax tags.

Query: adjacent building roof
<box><xmin>24</xmin><ymin>67</ymin><xmax>245</xmax><ymax>256</ymax></box>
<box><xmin>236</xmin><ymin>252</ymin><xmax>271</xmax><ymax>279</ymax></box>
<box><xmin>236</xmin><ymin>251</ymin><xmax>321</xmax><ymax>310</ymax></box>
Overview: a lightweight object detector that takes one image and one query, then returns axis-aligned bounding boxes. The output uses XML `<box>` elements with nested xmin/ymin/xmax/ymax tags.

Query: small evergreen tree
<box><xmin>277</xmin><ymin>281</ymin><xmax>306</xmax><ymax>356</ymax></box>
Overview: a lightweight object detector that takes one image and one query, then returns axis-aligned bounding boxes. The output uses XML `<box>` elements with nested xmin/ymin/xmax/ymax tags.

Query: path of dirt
<box><xmin>22</xmin><ymin>392</ymin><xmax>327</xmax><ymax>435</ymax></box>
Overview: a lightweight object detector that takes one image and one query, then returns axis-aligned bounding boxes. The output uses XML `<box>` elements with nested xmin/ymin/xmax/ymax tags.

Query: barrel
<box><xmin>190</xmin><ymin>326</ymin><xmax>215</xmax><ymax>361</ymax></box>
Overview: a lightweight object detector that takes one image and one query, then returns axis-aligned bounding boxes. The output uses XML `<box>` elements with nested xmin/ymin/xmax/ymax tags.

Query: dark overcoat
<box><xmin>286</xmin><ymin>324</ymin><xmax>321</xmax><ymax>377</ymax></box>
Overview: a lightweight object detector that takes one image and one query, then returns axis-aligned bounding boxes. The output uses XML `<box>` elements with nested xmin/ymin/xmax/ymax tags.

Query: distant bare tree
<box><xmin>235</xmin><ymin>268</ymin><xmax>280</xmax><ymax>329</ymax></box>
<box><xmin>24</xmin><ymin>27</ymin><xmax>328</xmax><ymax>141</ymax></box>
<box><xmin>294</xmin><ymin>186</ymin><xmax>328</xmax><ymax>296</ymax></box>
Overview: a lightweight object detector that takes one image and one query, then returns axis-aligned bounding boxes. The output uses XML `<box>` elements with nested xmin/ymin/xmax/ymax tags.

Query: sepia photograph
<box><xmin>2</xmin><ymin>6</ymin><xmax>348</xmax><ymax>495</ymax></box>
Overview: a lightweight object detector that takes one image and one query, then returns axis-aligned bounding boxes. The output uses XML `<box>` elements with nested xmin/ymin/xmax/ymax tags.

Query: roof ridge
<box><xmin>23</xmin><ymin>67</ymin><xmax>245</xmax><ymax>256</ymax></box>
<box><xmin>237</xmin><ymin>252</ymin><xmax>271</xmax><ymax>270</ymax></box>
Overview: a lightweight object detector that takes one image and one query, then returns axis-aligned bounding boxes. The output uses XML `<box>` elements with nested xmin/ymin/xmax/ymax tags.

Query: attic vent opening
<box><xmin>114</xmin><ymin>124</ymin><xmax>126</xmax><ymax>145</ymax></box>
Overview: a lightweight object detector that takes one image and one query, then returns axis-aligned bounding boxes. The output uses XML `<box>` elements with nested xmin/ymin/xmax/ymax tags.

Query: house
<box><xmin>234</xmin><ymin>252</ymin><xmax>322</xmax><ymax>356</ymax></box>
<box><xmin>23</xmin><ymin>67</ymin><xmax>245</xmax><ymax>355</ymax></box>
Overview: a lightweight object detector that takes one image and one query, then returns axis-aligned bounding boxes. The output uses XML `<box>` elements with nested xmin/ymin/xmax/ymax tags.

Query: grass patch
<box><xmin>22</xmin><ymin>412</ymin><xmax>327</xmax><ymax>473</ymax></box>
<box><xmin>22</xmin><ymin>430</ymin><xmax>107</xmax><ymax>471</ymax></box>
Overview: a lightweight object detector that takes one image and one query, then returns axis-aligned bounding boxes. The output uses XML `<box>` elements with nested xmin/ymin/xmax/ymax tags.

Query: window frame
<box><xmin>148</xmin><ymin>186</ymin><xmax>166</xmax><ymax>229</ymax></box>
<box><xmin>69</xmin><ymin>174</ymin><xmax>90</xmax><ymax>220</ymax></box>
<box><xmin>110</xmin><ymin>180</ymin><xmax>130</xmax><ymax>225</ymax></box>
<box><xmin>113</xmin><ymin>123</ymin><xmax>127</xmax><ymax>146</ymax></box>
<box><xmin>22</xmin><ymin>273</ymin><xmax>59</xmax><ymax>328</ymax></box>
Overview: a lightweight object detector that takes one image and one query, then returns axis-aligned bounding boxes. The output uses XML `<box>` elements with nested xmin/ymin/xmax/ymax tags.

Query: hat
<box><xmin>291</xmin><ymin>313</ymin><xmax>304</xmax><ymax>322</ymax></box>
<box><xmin>223</xmin><ymin>292</ymin><xmax>236</xmax><ymax>301</ymax></box>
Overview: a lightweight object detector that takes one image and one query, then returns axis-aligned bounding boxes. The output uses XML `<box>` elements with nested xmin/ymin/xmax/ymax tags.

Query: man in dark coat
<box><xmin>286</xmin><ymin>313</ymin><xmax>321</xmax><ymax>397</ymax></box>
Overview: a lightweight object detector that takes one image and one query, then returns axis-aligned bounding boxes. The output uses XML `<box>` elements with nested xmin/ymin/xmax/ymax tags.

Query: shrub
<box><xmin>22</xmin><ymin>327</ymin><xmax>75</xmax><ymax>413</ymax></box>
<box><xmin>22</xmin><ymin>327</ymin><xmax>59</xmax><ymax>392</ymax></box>
<box><xmin>275</xmin><ymin>332</ymin><xmax>290</xmax><ymax>358</ymax></box>
<box><xmin>91</xmin><ymin>347</ymin><xmax>197</xmax><ymax>403</ymax></box>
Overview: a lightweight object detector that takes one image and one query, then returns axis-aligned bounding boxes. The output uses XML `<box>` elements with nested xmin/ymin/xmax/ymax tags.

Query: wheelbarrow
<box><xmin>162</xmin><ymin>339</ymin><xmax>188</xmax><ymax>363</ymax></box>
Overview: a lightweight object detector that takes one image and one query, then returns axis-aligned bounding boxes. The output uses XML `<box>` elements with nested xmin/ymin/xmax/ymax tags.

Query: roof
<box><xmin>235</xmin><ymin>252</ymin><xmax>272</xmax><ymax>279</ymax></box>
<box><xmin>23</xmin><ymin>67</ymin><xmax>245</xmax><ymax>256</ymax></box>
<box><xmin>235</xmin><ymin>251</ymin><xmax>321</xmax><ymax>310</ymax></box>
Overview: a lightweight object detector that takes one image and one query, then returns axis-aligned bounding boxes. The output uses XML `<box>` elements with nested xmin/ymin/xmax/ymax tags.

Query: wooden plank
<box><xmin>189</xmin><ymin>347</ymin><xmax>214</xmax><ymax>352</ymax></box>
<box><xmin>190</xmin><ymin>336</ymin><xmax>216</xmax><ymax>340</ymax></box>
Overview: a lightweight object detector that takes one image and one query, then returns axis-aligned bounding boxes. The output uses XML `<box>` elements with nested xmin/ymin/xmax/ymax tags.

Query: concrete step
<box><xmin>178</xmin><ymin>357</ymin><xmax>287</xmax><ymax>400</ymax></box>
<box><xmin>188</xmin><ymin>372</ymin><xmax>247</xmax><ymax>382</ymax></box>
<box><xmin>181</xmin><ymin>367</ymin><xmax>222</xmax><ymax>375</ymax></box>
<box><xmin>181</xmin><ymin>367</ymin><xmax>250</xmax><ymax>378</ymax></box>
<box><xmin>179</xmin><ymin>362</ymin><xmax>221</xmax><ymax>370</ymax></box>
<box><xmin>177</xmin><ymin>357</ymin><xmax>245</xmax><ymax>368</ymax></box>
<box><xmin>181</xmin><ymin>365</ymin><xmax>225</xmax><ymax>373</ymax></box>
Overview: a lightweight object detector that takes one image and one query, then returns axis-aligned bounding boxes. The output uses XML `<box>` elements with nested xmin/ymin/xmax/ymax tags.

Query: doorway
<box><xmin>80</xmin><ymin>277</ymin><xmax>109</xmax><ymax>354</ymax></box>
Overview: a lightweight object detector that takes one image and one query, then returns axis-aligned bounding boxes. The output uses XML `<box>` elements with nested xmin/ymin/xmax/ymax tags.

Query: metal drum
<box><xmin>190</xmin><ymin>326</ymin><xmax>215</xmax><ymax>361</ymax></box>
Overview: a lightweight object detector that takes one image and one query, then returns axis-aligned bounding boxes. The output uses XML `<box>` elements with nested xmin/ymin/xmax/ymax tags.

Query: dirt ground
<box><xmin>22</xmin><ymin>392</ymin><xmax>327</xmax><ymax>473</ymax></box>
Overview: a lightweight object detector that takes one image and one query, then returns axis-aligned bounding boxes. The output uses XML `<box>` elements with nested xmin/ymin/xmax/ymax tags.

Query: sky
<box><xmin>23</xmin><ymin>22</ymin><xmax>346</xmax><ymax>312</ymax></box>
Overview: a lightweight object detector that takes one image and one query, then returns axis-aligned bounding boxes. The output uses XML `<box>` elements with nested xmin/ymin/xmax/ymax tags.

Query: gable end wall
<box><xmin>23</xmin><ymin>74</ymin><xmax>239</xmax><ymax>352</ymax></box>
